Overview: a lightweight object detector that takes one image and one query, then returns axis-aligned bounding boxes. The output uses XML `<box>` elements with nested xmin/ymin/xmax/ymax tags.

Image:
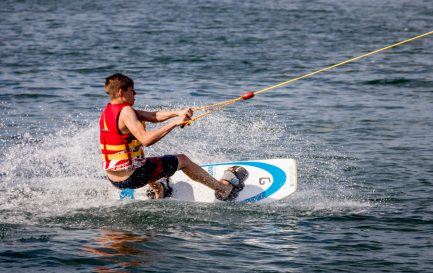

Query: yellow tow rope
<box><xmin>183</xmin><ymin>30</ymin><xmax>433</xmax><ymax>126</ymax></box>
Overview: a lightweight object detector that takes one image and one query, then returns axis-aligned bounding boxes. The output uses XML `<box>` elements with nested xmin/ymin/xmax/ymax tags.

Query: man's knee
<box><xmin>175</xmin><ymin>154</ymin><xmax>190</xmax><ymax>168</ymax></box>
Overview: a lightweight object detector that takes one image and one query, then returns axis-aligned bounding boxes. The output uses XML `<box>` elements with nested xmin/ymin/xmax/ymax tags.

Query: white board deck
<box><xmin>112</xmin><ymin>158</ymin><xmax>297</xmax><ymax>203</ymax></box>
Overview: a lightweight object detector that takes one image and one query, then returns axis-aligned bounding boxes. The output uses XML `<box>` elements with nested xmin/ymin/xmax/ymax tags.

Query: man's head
<box><xmin>104</xmin><ymin>73</ymin><xmax>135</xmax><ymax>100</ymax></box>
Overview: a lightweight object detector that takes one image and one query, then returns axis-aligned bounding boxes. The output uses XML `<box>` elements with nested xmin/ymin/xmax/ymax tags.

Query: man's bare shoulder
<box><xmin>117</xmin><ymin>105</ymin><xmax>141</xmax><ymax>133</ymax></box>
<box><xmin>119</xmin><ymin>105</ymin><xmax>137</xmax><ymax>119</ymax></box>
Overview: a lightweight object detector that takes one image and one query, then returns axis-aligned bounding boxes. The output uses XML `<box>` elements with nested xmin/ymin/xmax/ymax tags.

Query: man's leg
<box><xmin>175</xmin><ymin>154</ymin><xmax>233</xmax><ymax>198</ymax></box>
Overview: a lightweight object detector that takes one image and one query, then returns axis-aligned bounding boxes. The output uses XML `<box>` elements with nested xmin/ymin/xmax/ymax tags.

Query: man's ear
<box><xmin>117</xmin><ymin>88</ymin><xmax>124</xmax><ymax>97</ymax></box>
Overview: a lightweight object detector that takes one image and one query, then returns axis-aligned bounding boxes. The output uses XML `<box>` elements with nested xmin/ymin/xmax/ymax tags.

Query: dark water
<box><xmin>1</xmin><ymin>0</ymin><xmax>433</xmax><ymax>272</ymax></box>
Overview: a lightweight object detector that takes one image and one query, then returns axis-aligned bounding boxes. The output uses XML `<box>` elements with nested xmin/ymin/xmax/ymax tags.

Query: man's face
<box><xmin>122</xmin><ymin>86</ymin><xmax>136</xmax><ymax>106</ymax></box>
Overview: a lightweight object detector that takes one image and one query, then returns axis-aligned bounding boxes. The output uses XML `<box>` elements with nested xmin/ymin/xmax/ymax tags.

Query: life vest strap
<box><xmin>100</xmin><ymin>140</ymin><xmax>141</xmax><ymax>151</ymax></box>
<box><xmin>102</xmin><ymin>150</ymin><xmax>144</xmax><ymax>161</ymax></box>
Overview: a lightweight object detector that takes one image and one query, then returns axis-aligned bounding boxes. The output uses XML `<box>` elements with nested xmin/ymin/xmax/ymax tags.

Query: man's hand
<box><xmin>177</xmin><ymin>108</ymin><xmax>193</xmax><ymax>118</ymax></box>
<box><xmin>177</xmin><ymin>108</ymin><xmax>193</xmax><ymax>127</ymax></box>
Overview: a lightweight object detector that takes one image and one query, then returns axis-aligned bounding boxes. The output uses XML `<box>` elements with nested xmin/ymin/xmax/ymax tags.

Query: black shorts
<box><xmin>109</xmin><ymin>155</ymin><xmax>179</xmax><ymax>189</ymax></box>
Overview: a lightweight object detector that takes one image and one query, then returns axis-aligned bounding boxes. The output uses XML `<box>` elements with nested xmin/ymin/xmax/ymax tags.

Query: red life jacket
<box><xmin>99</xmin><ymin>103</ymin><xmax>146</xmax><ymax>171</ymax></box>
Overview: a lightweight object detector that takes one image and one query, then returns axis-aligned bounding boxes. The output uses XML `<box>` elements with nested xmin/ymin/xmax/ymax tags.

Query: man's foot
<box><xmin>215</xmin><ymin>166</ymin><xmax>248</xmax><ymax>201</ymax></box>
<box><xmin>159</xmin><ymin>176</ymin><xmax>173</xmax><ymax>197</ymax></box>
<box><xmin>146</xmin><ymin>177</ymin><xmax>173</xmax><ymax>199</ymax></box>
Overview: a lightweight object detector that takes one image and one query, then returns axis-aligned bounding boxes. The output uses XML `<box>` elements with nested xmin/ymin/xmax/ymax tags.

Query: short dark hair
<box><xmin>104</xmin><ymin>73</ymin><xmax>134</xmax><ymax>99</ymax></box>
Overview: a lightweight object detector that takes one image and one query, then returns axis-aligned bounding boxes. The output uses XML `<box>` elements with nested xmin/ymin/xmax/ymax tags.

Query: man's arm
<box><xmin>135</xmin><ymin>108</ymin><xmax>192</xmax><ymax>122</ymax></box>
<box><xmin>120</xmin><ymin>106</ymin><xmax>189</xmax><ymax>147</ymax></box>
<box><xmin>135</xmin><ymin>108</ymin><xmax>192</xmax><ymax>123</ymax></box>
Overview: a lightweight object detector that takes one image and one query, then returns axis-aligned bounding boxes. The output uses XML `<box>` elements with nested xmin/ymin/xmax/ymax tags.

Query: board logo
<box><xmin>259</xmin><ymin>177</ymin><xmax>271</xmax><ymax>185</ymax></box>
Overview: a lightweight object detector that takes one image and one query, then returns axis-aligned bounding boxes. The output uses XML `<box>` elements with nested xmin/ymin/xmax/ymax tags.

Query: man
<box><xmin>100</xmin><ymin>73</ymin><xmax>246</xmax><ymax>201</ymax></box>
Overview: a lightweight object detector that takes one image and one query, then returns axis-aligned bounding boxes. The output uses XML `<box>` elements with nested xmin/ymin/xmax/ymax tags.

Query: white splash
<box><xmin>0</xmin><ymin>110</ymin><xmax>369</xmax><ymax>225</ymax></box>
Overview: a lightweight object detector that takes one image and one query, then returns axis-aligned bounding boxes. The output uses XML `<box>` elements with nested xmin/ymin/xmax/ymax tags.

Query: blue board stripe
<box><xmin>202</xmin><ymin>161</ymin><xmax>287</xmax><ymax>202</ymax></box>
<box><xmin>119</xmin><ymin>188</ymin><xmax>135</xmax><ymax>200</ymax></box>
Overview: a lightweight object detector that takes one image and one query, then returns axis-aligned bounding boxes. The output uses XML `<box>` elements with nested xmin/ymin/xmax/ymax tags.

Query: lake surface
<box><xmin>1</xmin><ymin>0</ymin><xmax>432</xmax><ymax>272</ymax></box>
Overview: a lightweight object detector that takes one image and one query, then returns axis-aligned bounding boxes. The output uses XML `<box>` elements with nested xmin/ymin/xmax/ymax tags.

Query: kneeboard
<box><xmin>112</xmin><ymin>158</ymin><xmax>297</xmax><ymax>203</ymax></box>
